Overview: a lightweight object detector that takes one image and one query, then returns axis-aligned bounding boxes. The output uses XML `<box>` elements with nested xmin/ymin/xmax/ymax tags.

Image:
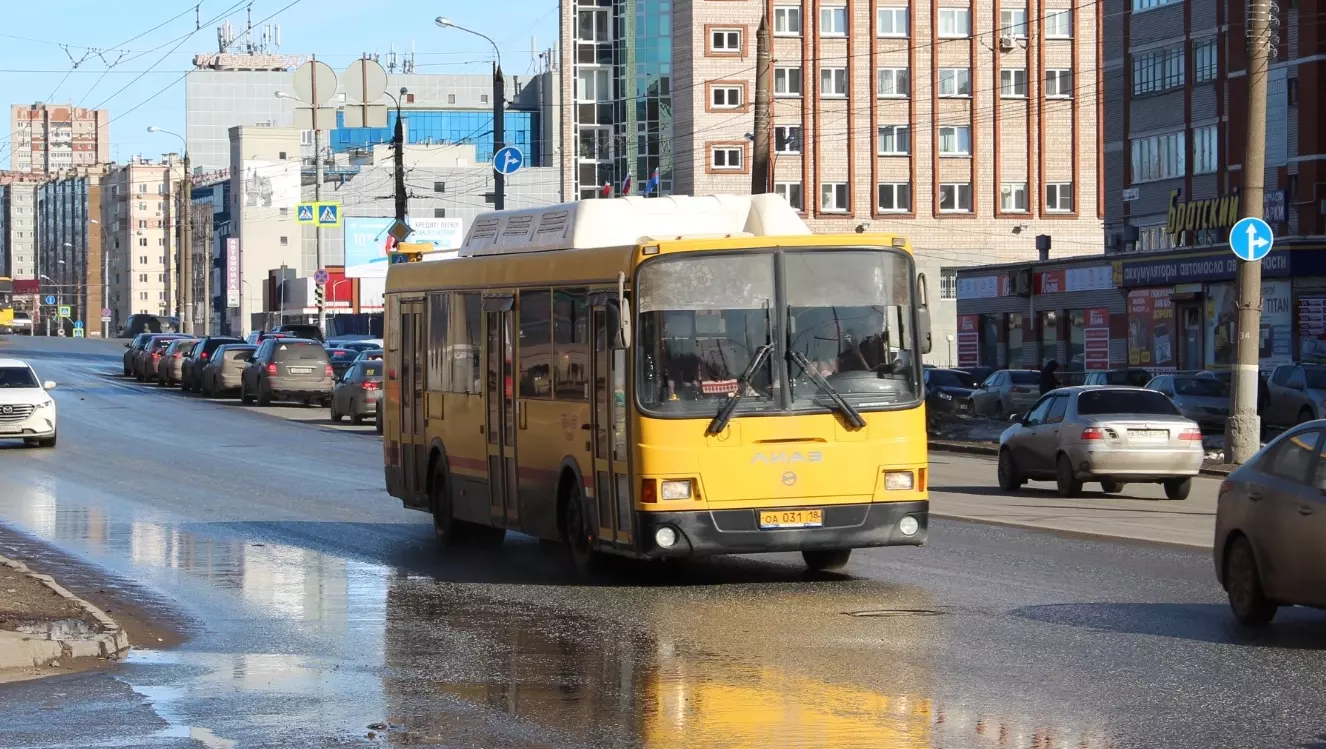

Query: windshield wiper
<box><xmin>706</xmin><ymin>342</ymin><xmax>775</xmax><ymax>436</ymax></box>
<box><xmin>787</xmin><ymin>350</ymin><xmax>868</xmax><ymax>429</ymax></box>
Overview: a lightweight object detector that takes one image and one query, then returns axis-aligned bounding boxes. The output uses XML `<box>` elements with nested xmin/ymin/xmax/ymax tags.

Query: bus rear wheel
<box><xmin>802</xmin><ymin>549</ymin><xmax>852</xmax><ymax>572</ymax></box>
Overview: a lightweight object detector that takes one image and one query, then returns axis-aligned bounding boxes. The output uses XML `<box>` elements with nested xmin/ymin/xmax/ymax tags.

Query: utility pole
<box><xmin>493</xmin><ymin>62</ymin><xmax>506</xmax><ymax>210</ymax></box>
<box><xmin>1228</xmin><ymin>0</ymin><xmax>1272</xmax><ymax>464</ymax></box>
<box><xmin>750</xmin><ymin>14</ymin><xmax>772</xmax><ymax>195</ymax></box>
<box><xmin>393</xmin><ymin>96</ymin><xmax>407</xmax><ymax>222</ymax></box>
<box><xmin>179</xmin><ymin>151</ymin><xmax>192</xmax><ymax>333</ymax></box>
<box><xmin>312</xmin><ymin>55</ymin><xmax>327</xmax><ymax>337</ymax></box>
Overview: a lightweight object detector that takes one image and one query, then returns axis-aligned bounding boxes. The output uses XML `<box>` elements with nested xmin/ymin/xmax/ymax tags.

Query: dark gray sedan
<box><xmin>330</xmin><ymin>361</ymin><xmax>383</xmax><ymax>425</ymax></box>
<box><xmin>1215</xmin><ymin>422</ymin><xmax>1326</xmax><ymax>625</ymax></box>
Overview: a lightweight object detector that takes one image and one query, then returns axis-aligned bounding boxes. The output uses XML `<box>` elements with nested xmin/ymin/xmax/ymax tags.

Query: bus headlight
<box><xmin>660</xmin><ymin>479</ymin><xmax>693</xmax><ymax>500</ymax></box>
<box><xmin>884</xmin><ymin>471</ymin><xmax>914</xmax><ymax>491</ymax></box>
<box><xmin>654</xmin><ymin>527</ymin><xmax>678</xmax><ymax>548</ymax></box>
<box><xmin>898</xmin><ymin>515</ymin><xmax>920</xmax><ymax>537</ymax></box>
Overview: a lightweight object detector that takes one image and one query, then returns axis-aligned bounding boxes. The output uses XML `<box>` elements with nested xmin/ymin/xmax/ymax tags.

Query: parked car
<box><xmin>1215</xmin><ymin>422</ymin><xmax>1326</xmax><ymax>625</ymax></box>
<box><xmin>199</xmin><ymin>344</ymin><xmax>257</xmax><ymax>398</ymax></box>
<box><xmin>245</xmin><ymin>330</ymin><xmax>299</xmax><ymax>346</ymax></box>
<box><xmin>1145</xmin><ymin>374</ymin><xmax>1231</xmax><ymax>433</ymax></box>
<box><xmin>330</xmin><ymin>361</ymin><xmax>383</xmax><ymax>424</ymax></box>
<box><xmin>924</xmin><ymin>368</ymin><xmax>977</xmax><ymax>417</ymax></box>
<box><xmin>180</xmin><ymin>336</ymin><xmax>245</xmax><ymax>393</ymax></box>
<box><xmin>135</xmin><ymin>335</ymin><xmax>192</xmax><ymax>381</ymax></box>
<box><xmin>996</xmin><ymin>386</ymin><xmax>1204</xmax><ymax>499</ymax></box>
<box><xmin>1262</xmin><ymin>364</ymin><xmax>1325</xmax><ymax>427</ymax></box>
<box><xmin>156</xmin><ymin>339</ymin><xmax>199</xmax><ymax>386</ymax></box>
<box><xmin>1084</xmin><ymin>368</ymin><xmax>1153</xmax><ymax>387</ymax></box>
<box><xmin>969</xmin><ymin>369</ymin><xmax>1041</xmax><ymax>418</ymax></box>
<box><xmin>8</xmin><ymin>312</ymin><xmax>33</xmax><ymax>335</ymax></box>
<box><xmin>240</xmin><ymin>338</ymin><xmax>334</xmax><ymax>406</ymax></box>
<box><xmin>958</xmin><ymin>366</ymin><xmax>994</xmax><ymax>384</ymax></box>
<box><xmin>123</xmin><ymin>333</ymin><xmax>154</xmax><ymax>376</ymax></box>
<box><xmin>326</xmin><ymin>348</ymin><xmax>360</xmax><ymax>380</ymax></box>
<box><xmin>354</xmin><ymin>348</ymin><xmax>384</xmax><ymax>363</ymax></box>
<box><xmin>0</xmin><ymin>358</ymin><xmax>57</xmax><ymax>448</ymax></box>
<box><xmin>270</xmin><ymin>323</ymin><xmax>324</xmax><ymax>342</ymax></box>
<box><xmin>328</xmin><ymin>339</ymin><xmax>382</xmax><ymax>353</ymax></box>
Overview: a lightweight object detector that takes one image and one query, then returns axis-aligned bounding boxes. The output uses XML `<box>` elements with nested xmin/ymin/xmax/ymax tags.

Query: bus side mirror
<box><xmin>915</xmin><ymin>272</ymin><xmax>932</xmax><ymax>355</ymax></box>
<box><xmin>608</xmin><ymin>301</ymin><xmax>630</xmax><ymax>351</ymax></box>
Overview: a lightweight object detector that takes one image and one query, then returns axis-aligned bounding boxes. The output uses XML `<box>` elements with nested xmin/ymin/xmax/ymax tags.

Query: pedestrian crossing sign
<box><xmin>315</xmin><ymin>202</ymin><xmax>341</xmax><ymax>227</ymax></box>
<box><xmin>73</xmin><ymin>328</ymin><xmax>85</xmax><ymax>338</ymax></box>
<box><xmin>295</xmin><ymin>203</ymin><xmax>316</xmax><ymax>224</ymax></box>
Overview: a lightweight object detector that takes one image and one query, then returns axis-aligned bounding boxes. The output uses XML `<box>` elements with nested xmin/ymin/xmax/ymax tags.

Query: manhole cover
<box><xmin>845</xmin><ymin>608</ymin><xmax>949</xmax><ymax>618</ymax></box>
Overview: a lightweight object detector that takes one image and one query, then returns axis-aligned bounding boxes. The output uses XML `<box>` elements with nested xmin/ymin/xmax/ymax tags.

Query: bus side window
<box><xmin>554</xmin><ymin>288</ymin><xmax>590</xmax><ymax>401</ymax></box>
<box><xmin>519</xmin><ymin>290</ymin><xmax>553</xmax><ymax>398</ymax></box>
<box><xmin>427</xmin><ymin>292</ymin><xmax>450</xmax><ymax>391</ymax></box>
<box><xmin>451</xmin><ymin>292</ymin><xmax>482</xmax><ymax>394</ymax></box>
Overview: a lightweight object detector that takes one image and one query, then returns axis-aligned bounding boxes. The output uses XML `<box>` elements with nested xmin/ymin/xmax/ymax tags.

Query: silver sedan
<box><xmin>996</xmin><ymin>386</ymin><xmax>1205</xmax><ymax>499</ymax></box>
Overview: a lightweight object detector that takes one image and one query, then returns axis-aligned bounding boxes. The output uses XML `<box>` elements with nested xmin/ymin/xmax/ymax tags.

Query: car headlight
<box><xmin>34</xmin><ymin>400</ymin><xmax>54</xmax><ymax>410</ymax></box>
<box><xmin>938</xmin><ymin>391</ymin><xmax>953</xmax><ymax>400</ymax></box>
<box><xmin>659</xmin><ymin>479</ymin><xmax>693</xmax><ymax>500</ymax></box>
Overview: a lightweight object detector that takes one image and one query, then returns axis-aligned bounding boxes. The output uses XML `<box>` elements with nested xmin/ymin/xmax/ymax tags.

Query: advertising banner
<box><xmin>240</xmin><ymin>160</ymin><xmax>299</xmax><ymax>209</ymax></box>
<box><xmin>1126</xmin><ymin>289</ymin><xmax>1175</xmax><ymax>370</ymax></box>
<box><xmin>344</xmin><ymin>217</ymin><xmax>465</xmax><ymax>279</ymax></box>
<box><xmin>1084</xmin><ymin>307</ymin><xmax>1110</xmax><ymax>370</ymax></box>
<box><xmin>957</xmin><ymin>314</ymin><xmax>979</xmax><ymax>368</ymax></box>
<box><xmin>1205</xmin><ymin>283</ymin><xmax>1238</xmax><ymax>368</ymax></box>
<box><xmin>1299</xmin><ymin>295</ymin><xmax>1326</xmax><ymax>364</ymax></box>
<box><xmin>957</xmin><ymin>275</ymin><xmax>1007</xmax><ymax>300</ymax></box>
<box><xmin>225</xmin><ymin>238</ymin><xmax>240</xmax><ymax>309</ymax></box>
<box><xmin>1260</xmin><ymin>280</ymin><xmax>1292</xmax><ymax>366</ymax></box>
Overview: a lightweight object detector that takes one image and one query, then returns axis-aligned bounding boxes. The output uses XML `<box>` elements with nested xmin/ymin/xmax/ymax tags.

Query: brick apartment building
<box><xmin>10</xmin><ymin>103</ymin><xmax>110</xmax><ymax>176</ymax></box>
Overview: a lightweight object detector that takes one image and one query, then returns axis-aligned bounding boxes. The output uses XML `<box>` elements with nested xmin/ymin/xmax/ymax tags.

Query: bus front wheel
<box><xmin>802</xmin><ymin>549</ymin><xmax>852</xmax><ymax>572</ymax></box>
<box><xmin>562</xmin><ymin>485</ymin><xmax>603</xmax><ymax>574</ymax></box>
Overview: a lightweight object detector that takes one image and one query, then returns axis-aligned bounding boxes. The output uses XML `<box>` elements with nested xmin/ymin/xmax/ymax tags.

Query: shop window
<box><xmin>980</xmin><ymin>313</ymin><xmax>1000</xmax><ymax>368</ymax></box>
<box><xmin>1039</xmin><ymin>310</ymin><xmax>1059</xmax><ymax>365</ymax></box>
<box><xmin>1067</xmin><ymin>310</ymin><xmax>1086</xmax><ymax>372</ymax></box>
<box><xmin>519</xmin><ymin>290</ymin><xmax>553</xmax><ymax>398</ymax></box>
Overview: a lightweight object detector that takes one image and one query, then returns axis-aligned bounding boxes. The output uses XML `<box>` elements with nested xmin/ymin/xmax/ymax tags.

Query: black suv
<box><xmin>240</xmin><ymin>338</ymin><xmax>334</xmax><ymax>406</ymax></box>
<box><xmin>270</xmin><ymin>323</ymin><xmax>324</xmax><ymax>342</ymax></box>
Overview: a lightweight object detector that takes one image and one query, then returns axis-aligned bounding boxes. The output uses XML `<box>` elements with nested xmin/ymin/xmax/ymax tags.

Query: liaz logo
<box><xmin>751</xmin><ymin>451</ymin><xmax>823</xmax><ymax>465</ymax></box>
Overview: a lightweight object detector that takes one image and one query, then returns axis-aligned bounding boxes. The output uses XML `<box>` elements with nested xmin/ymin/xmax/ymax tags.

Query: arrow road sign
<box><xmin>44</xmin><ymin>295</ymin><xmax>55</xmax><ymax>305</ymax></box>
<box><xmin>314</xmin><ymin>268</ymin><xmax>330</xmax><ymax>285</ymax></box>
<box><xmin>296</xmin><ymin>203</ymin><xmax>316</xmax><ymax>224</ymax></box>
<box><xmin>493</xmin><ymin>146</ymin><xmax>525</xmax><ymax>176</ymax></box>
<box><xmin>1229</xmin><ymin>216</ymin><xmax>1275</xmax><ymax>262</ymax></box>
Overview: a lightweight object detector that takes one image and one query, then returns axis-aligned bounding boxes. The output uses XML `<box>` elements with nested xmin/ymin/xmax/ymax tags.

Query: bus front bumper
<box><xmin>636</xmin><ymin>501</ymin><xmax>928</xmax><ymax>558</ymax></box>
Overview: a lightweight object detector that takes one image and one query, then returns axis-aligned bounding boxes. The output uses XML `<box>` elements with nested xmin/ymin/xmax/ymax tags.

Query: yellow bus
<box><xmin>0</xmin><ymin>277</ymin><xmax>13</xmax><ymax>333</ymax></box>
<box><xmin>382</xmin><ymin>194</ymin><xmax>933</xmax><ymax>571</ymax></box>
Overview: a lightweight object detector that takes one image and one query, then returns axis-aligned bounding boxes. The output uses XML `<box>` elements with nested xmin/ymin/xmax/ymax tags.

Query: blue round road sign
<box><xmin>73</xmin><ymin>320</ymin><xmax>84</xmax><ymax>329</ymax></box>
<box><xmin>493</xmin><ymin>146</ymin><xmax>525</xmax><ymax>176</ymax></box>
<box><xmin>44</xmin><ymin>295</ymin><xmax>56</xmax><ymax>305</ymax></box>
<box><xmin>1229</xmin><ymin>216</ymin><xmax>1275</xmax><ymax>262</ymax></box>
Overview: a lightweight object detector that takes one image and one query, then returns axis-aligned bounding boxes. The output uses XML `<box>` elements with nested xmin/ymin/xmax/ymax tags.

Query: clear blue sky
<box><xmin>0</xmin><ymin>0</ymin><xmax>558</xmax><ymax>166</ymax></box>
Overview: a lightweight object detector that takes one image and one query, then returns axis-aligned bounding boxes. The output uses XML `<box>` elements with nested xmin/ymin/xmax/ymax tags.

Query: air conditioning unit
<box><xmin>999</xmin><ymin>35</ymin><xmax>1016</xmax><ymax>51</ymax></box>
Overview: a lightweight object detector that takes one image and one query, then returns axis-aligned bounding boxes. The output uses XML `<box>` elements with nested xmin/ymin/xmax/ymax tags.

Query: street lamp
<box><xmin>147</xmin><ymin>125</ymin><xmax>193</xmax><ymax>334</ymax></box>
<box><xmin>435</xmin><ymin>17</ymin><xmax>507</xmax><ymax>210</ymax></box>
<box><xmin>90</xmin><ymin>218</ymin><xmax>109</xmax><ymax>339</ymax></box>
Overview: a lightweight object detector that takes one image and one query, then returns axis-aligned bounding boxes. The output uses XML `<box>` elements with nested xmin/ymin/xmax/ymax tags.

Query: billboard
<box><xmin>225</xmin><ymin>238</ymin><xmax>240</xmax><ymax>308</ymax></box>
<box><xmin>344</xmin><ymin>217</ymin><xmax>464</xmax><ymax>279</ymax></box>
<box><xmin>240</xmin><ymin>160</ymin><xmax>300</xmax><ymax>210</ymax></box>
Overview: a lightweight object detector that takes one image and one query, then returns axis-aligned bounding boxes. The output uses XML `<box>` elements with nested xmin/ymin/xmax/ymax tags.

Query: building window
<box><xmin>157</xmin><ymin>273</ymin><xmax>165</xmax><ymax>282</ymax></box>
<box><xmin>939</xmin><ymin>8</ymin><xmax>971</xmax><ymax>37</ymax></box>
<box><xmin>1192</xmin><ymin>125</ymin><xmax>1218</xmax><ymax>174</ymax></box>
<box><xmin>578</xmin><ymin>8</ymin><xmax>610</xmax><ymax>41</ymax></box>
<box><xmin>138</xmin><ymin>237</ymin><xmax>147</xmax><ymax>247</ymax></box>
<box><xmin>820</xmin><ymin>6</ymin><xmax>848</xmax><ymax>36</ymax></box>
<box><xmin>877</xmin><ymin>67</ymin><xmax>910</xmax><ymax>97</ymax></box>
<box><xmin>139</xmin><ymin>255</ymin><xmax>147</xmax><ymax>264</ymax></box>
<box><xmin>1137</xmin><ymin>224</ymin><xmax>1174</xmax><ymax>251</ymax></box>
<box><xmin>710</xmin><ymin>145</ymin><xmax>744</xmax><ymax>170</ymax></box>
<box><xmin>280</xmin><ymin>236</ymin><xmax>289</xmax><ymax>246</ymax></box>
<box><xmin>938</xmin><ymin>68</ymin><xmax>971</xmax><ymax>97</ymax></box>
<box><xmin>432</xmin><ymin>208</ymin><xmax>446</xmax><ymax>218</ymax></box>
<box><xmin>138</xmin><ymin>273</ymin><xmax>147</xmax><ymax>283</ymax></box>
<box><xmin>820</xmin><ymin>67</ymin><xmax>848</xmax><ymax>97</ymax></box>
<box><xmin>877</xmin><ymin>6</ymin><xmax>908</xmax><ymax>37</ymax></box>
<box><xmin>1000</xmin><ymin>8</ymin><xmax>1028</xmax><ymax>38</ymax></box>
<box><xmin>774</xmin><ymin>6</ymin><xmax>802</xmax><ymax>35</ymax></box>
<box><xmin>1000</xmin><ymin>182</ymin><xmax>1028</xmax><ymax>212</ymax></box>
<box><xmin>820</xmin><ymin>182</ymin><xmax>849</xmax><ymax>212</ymax></box>
<box><xmin>279</xmin><ymin>207</ymin><xmax>289</xmax><ymax>217</ymax></box>
<box><xmin>878</xmin><ymin>125</ymin><xmax>910</xmax><ymax>155</ymax></box>
<box><xmin>1133</xmin><ymin>0</ymin><xmax>1180</xmax><ymax>10</ymax></box>
<box><xmin>137</xmin><ymin>220</ymin><xmax>146</xmax><ymax>229</ymax></box>
<box><xmin>447</xmin><ymin>94</ymin><xmax>456</xmax><ymax>104</ymax></box>
<box><xmin>576</xmin><ymin>68</ymin><xmax>611</xmax><ymax>102</ymax></box>
<box><xmin>1000</xmin><ymin>68</ymin><xmax>1028</xmax><ymax>97</ymax></box>
<box><xmin>774</xmin><ymin>66</ymin><xmax>803</xmax><ymax>96</ymax></box>
<box><xmin>775</xmin><ymin>125</ymin><xmax>802</xmax><ymax>153</ymax></box>
<box><xmin>1045</xmin><ymin>9</ymin><xmax>1072</xmax><ymax>38</ymax></box>
<box><xmin>1194</xmin><ymin>38</ymin><xmax>1218</xmax><ymax>82</ymax></box>
<box><xmin>939</xmin><ymin>183</ymin><xmax>972</xmax><ymax>212</ymax></box>
<box><xmin>1046</xmin><ymin>182</ymin><xmax>1073</xmax><ymax>212</ymax></box>
<box><xmin>710</xmin><ymin>28</ymin><xmax>743</xmax><ymax>53</ymax></box>
<box><xmin>877</xmin><ymin>182</ymin><xmax>912</xmax><ymax>212</ymax></box>
<box><xmin>940</xmin><ymin>270</ymin><xmax>958</xmax><ymax>300</ymax></box>
<box><xmin>1130</xmin><ymin>131</ymin><xmax>1185</xmax><ymax>182</ymax></box>
<box><xmin>434</xmin><ymin>181</ymin><xmax>446</xmax><ymax>192</ymax></box>
<box><xmin>139</xmin><ymin>292</ymin><xmax>148</xmax><ymax>301</ymax></box>
<box><xmin>480</xmin><ymin>94</ymin><xmax>489</xmax><ymax>104</ymax></box>
<box><xmin>711</xmin><ymin>85</ymin><xmax>744</xmax><ymax>109</ymax></box>
<box><xmin>1045</xmin><ymin>68</ymin><xmax>1073</xmax><ymax>98</ymax></box>
<box><xmin>1132</xmin><ymin>45</ymin><xmax>1185</xmax><ymax>95</ymax></box>
<box><xmin>775</xmin><ymin>181</ymin><xmax>804</xmax><ymax>210</ymax></box>
<box><xmin>938</xmin><ymin>126</ymin><xmax>972</xmax><ymax>156</ymax></box>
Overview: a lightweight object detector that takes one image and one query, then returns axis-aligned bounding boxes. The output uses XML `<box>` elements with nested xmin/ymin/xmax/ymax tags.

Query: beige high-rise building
<box><xmin>10</xmin><ymin>103</ymin><xmax>110</xmax><ymax>175</ymax></box>
<box><xmin>560</xmin><ymin>0</ymin><xmax>1106</xmax><ymax>346</ymax></box>
<box><xmin>101</xmin><ymin>157</ymin><xmax>185</xmax><ymax>332</ymax></box>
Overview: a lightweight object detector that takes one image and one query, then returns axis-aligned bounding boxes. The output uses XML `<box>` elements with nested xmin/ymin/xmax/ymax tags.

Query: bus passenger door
<box><xmin>591</xmin><ymin>306</ymin><xmax>633</xmax><ymax>548</ymax></box>
<box><xmin>485</xmin><ymin>299</ymin><xmax>519</xmax><ymax>527</ymax></box>
<box><xmin>399</xmin><ymin>299</ymin><xmax>428</xmax><ymax>504</ymax></box>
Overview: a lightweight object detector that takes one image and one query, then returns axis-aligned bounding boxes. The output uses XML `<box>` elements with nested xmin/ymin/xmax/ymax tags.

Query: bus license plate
<box><xmin>759</xmin><ymin>509</ymin><xmax>824</xmax><ymax>529</ymax></box>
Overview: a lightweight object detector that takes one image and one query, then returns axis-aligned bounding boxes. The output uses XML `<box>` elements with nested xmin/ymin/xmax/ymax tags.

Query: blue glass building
<box><xmin>330</xmin><ymin>110</ymin><xmax>537</xmax><ymax>164</ymax></box>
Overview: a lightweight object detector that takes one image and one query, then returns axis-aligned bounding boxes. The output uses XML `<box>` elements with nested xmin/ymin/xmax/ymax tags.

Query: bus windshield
<box><xmin>635</xmin><ymin>248</ymin><xmax>920</xmax><ymax>417</ymax></box>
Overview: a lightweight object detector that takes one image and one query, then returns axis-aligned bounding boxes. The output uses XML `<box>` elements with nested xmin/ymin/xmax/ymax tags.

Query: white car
<box><xmin>0</xmin><ymin>358</ymin><xmax>57</xmax><ymax>448</ymax></box>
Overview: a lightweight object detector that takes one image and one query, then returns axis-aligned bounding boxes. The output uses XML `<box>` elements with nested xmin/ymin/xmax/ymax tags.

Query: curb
<box><xmin>928</xmin><ymin>441</ymin><xmax>1237</xmax><ymax>478</ymax></box>
<box><xmin>0</xmin><ymin>554</ymin><xmax>131</xmax><ymax>671</ymax></box>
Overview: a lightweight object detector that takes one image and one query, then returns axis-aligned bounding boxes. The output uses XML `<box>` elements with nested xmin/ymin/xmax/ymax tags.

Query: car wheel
<box><xmin>562</xmin><ymin>481</ymin><xmax>603</xmax><ymax>575</ymax></box>
<box><xmin>802</xmin><ymin>549</ymin><xmax>852</xmax><ymax>572</ymax></box>
<box><xmin>181</xmin><ymin>378</ymin><xmax>191</xmax><ymax>393</ymax></box>
<box><xmin>35</xmin><ymin>433</ymin><xmax>56</xmax><ymax>449</ymax></box>
<box><xmin>992</xmin><ymin>401</ymin><xmax>1006</xmax><ymax>420</ymax></box>
<box><xmin>257</xmin><ymin>385</ymin><xmax>272</xmax><ymax>406</ymax></box>
<box><xmin>1055</xmin><ymin>454</ymin><xmax>1082</xmax><ymax>498</ymax></box>
<box><xmin>1298</xmin><ymin>407</ymin><xmax>1314</xmax><ymax>425</ymax></box>
<box><xmin>997</xmin><ymin>448</ymin><xmax>1023</xmax><ymax>491</ymax></box>
<box><xmin>429</xmin><ymin>462</ymin><xmax>463</xmax><ymax>547</ymax></box>
<box><xmin>1100</xmin><ymin>479</ymin><xmax>1125</xmax><ymax>494</ymax></box>
<box><xmin>330</xmin><ymin>405</ymin><xmax>343</xmax><ymax>422</ymax></box>
<box><xmin>240</xmin><ymin>382</ymin><xmax>254</xmax><ymax>405</ymax></box>
<box><xmin>1226</xmin><ymin>536</ymin><xmax>1278</xmax><ymax>626</ymax></box>
<box><xmin>351</xmin><ymin>412</ymin><xmax>364</xmax><ymax>426</ymax></box>
<box><xmin>1163</xmin><ymin>477</ymin><xmax>1192</xmax><ymax>500</ymax></box>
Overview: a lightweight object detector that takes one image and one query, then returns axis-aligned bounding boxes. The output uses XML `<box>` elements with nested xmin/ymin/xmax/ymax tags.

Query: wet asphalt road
<box><xmin>1</xmin><ymin>337</ymin><xmax>1325</xmax><ymax>749</ymax></box>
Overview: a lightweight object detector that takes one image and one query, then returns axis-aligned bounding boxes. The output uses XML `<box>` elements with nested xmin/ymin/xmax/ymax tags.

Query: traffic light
<box><xmin>314</xmin><ymin>283</ymin><xmax>325</xmax><ymax>314</ymax></box>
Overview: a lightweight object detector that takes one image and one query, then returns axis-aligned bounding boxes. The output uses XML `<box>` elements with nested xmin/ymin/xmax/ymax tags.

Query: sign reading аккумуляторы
<box><xmin>1120</xmin><ymin>251</ymin><xmax>1289</xmax><ymax>287</ymax></box>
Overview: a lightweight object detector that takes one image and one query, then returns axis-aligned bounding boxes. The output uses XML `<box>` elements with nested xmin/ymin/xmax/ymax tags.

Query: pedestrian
<box><xmin>1039</xmin><ymin>359</ymin><xmax>1060</xmax><ymax>395</ymax></box>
